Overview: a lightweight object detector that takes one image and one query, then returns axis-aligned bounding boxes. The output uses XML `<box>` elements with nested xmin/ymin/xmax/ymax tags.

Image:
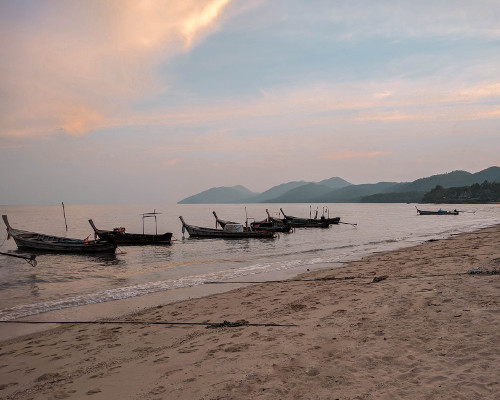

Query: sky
<box><xmin>1</xmin><ymin>0</ymin><xmax>499</xmax><ymax>205</ymax></box>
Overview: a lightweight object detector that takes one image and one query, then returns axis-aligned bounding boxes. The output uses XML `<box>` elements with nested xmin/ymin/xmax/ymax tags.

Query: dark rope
<box><xmin>204</xmin><ymin>270</ymin><xmax>499</xmax><ymax>286</ymax></box>
<box><xmin>338</xmin><ymin>221</ymin><xmax>357</xmax><ymax>227</ymax></box>
<box><xmin>205</xmin><ymin>276</ymin><xmax>358</xmax><ymax>284</ymax></box>
<box><xmin>0</xmin><ymin>251</ymin><xmax>37</xmax><ymax>267</ymax></box>
<box><xmin>0</xmin><ymin>319</ymin><xmax>297</xmax><ymax>328</ymax></box>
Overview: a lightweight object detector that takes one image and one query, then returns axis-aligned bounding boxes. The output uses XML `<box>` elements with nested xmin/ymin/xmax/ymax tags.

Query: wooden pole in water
<box><xmin>62</xmin><ymin>202</ymin><xmax>68</xmax><ymax>231</ymax></box>
<box><xmin>154</xmin><ymin>209</ymin><xmax>158</xmax><ymax>235</ymax></box>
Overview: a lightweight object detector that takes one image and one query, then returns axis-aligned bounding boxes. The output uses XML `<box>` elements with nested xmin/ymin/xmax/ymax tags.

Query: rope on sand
<box><xmin>204</xmin><ymin>269</ymin><xmax>499</xmax><ymax>286</ymax></box>
<box><xmin>0</xmin><ymin>320</ymin><xmax>297</xmax><ymax>328</ymax></box>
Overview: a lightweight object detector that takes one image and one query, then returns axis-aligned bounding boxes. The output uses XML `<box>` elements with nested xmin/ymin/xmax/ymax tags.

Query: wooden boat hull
<box><xmin>96</xmin><ymin>231</ymin><xmax>172</xmax><ymax>245</ymax></box>
<box><xmin>416</xmin><ymin>208</ymin><xmax>459</xmax><ymax>215</ymax></box>
<box><xmin>288</xmin><ymin>220</ymin><xmax>330</xmax><ymax>228</ymax></box>
<box><xmin>213</xmin><ymin>211</ymin><xmax>291</xmax><ymax>233</ymax></box>
<box><xmin>180</xmin><ymin>216</ymin><xmax>275</xmax><ymax>239</ymax></box>
<box><xmin>264</xmin><ymin>210</ymin><xmax>293</xmax><ymax>229</ymax></box>
<box><xmin>89</xmin><ymin>219</ymin><xmax>172</xmax><ymax>245</ymax></box>
<box><xmin>212</xmin><ymin>212</ymin><xmax>238</xmax><ymax>229</ymax></box>
<box><xmin>279</xmin><ymin>208</ymin><xmax>339</xmax><ymax>228</ymax></box>
<box><xmin>3</xmin><ymin>215</ymin><xmax>116</xmax><ymax>254</ymax></box>
<box><xmin>250</xmin><ymin>221</ymin><xmax>292</xmax><ymax>233</ymax></box>
<box><xmin>10</xmin><ymin>235</ymin><xmax>117</xmax><ymax>253</ymax></box>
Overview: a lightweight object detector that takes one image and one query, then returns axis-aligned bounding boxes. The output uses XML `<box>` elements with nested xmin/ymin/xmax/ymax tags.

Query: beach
<box><xmin>1</xmin><ymin>225</ymin><xmax>499</xmax><ymax>399</ymax></box>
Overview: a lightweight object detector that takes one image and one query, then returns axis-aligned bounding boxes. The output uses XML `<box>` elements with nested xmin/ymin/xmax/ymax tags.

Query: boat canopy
<box><xmin>223</xmin><ymin>224</ymin><xmax>244</xmax><ymax>233</ymax></box>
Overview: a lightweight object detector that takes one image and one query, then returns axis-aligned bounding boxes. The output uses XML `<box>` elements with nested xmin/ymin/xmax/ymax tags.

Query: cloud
<box><xmin>458</xmin><ymin>82</ymin><xmax>500</xmax><ymax>100</ymax></box>
<box><xmin>0</xmin><ymin>0</ymin><xmax>232</xmax><ymax>138</ymax></box>
<box><xmin>320</xmin><ymin>150</ymin><xmax>391</xmax><ymax>161</ymax></box>
<box><xmin>327</xmin><ymin>0</ymin><xmax>500</xmax><ymax>40</ymax></box>
<box><xmin>182</xmin><ymin>0</ymin><xmax>231</xmax><ymax>47</ymax></box>
<box><xmin>97</xmin><ymin>78</ymin><xmax>500</xmax><ymax>133</ymax></box>
<box><xmin>2</xmin><ymin>0</ymin><xmax>499</xmax><ymax>142</ymax></box>
<box><xmin>161</xmin><ymin>158</ymin><xmax>183</xmax><ymax>167</ymax></box>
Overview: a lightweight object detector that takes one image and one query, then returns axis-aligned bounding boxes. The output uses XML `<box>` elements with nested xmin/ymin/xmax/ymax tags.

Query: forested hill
<box><xmin>178</xmin><ymin>166</ymin><xmax>500</xmax><ymax>204</ymax></box>
<box><xmin>422</xmin><ymin>181</ymin><xmax>500</xmax><ymax>203</ymax></box>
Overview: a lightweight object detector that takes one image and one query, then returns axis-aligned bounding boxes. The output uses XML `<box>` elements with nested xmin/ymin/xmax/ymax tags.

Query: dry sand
<box><xmin>1</xmin><ymin>225</ymin><xmax>499</xmax><ymax>400</ymax></box>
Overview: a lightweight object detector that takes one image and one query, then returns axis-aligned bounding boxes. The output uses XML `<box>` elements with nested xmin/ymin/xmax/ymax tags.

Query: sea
<box><xmin>0</xmin><ymin>203</ymin><xmax>499</xmax><ymax>339</ymax></box>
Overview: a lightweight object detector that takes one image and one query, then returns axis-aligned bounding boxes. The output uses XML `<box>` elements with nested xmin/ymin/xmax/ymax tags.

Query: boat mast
<box><xmin>141</xmin><ymin>210</ymin><xmax>161</xmax><ymax>235</ymax></box>
<box><xmin>62</xmin><ymin>202</ymin><xmax>68</xmax><ymax>232</ymax></box>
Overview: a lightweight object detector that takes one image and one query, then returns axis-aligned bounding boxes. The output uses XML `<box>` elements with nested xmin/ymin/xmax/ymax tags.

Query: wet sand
<box><xmin>1</xmin><ymin>225</ymin><xmax>499</xmax><ymax>399</ymax></box>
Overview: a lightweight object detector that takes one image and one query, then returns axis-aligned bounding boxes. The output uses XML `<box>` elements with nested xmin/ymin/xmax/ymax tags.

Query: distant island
<box><xmin>178</xmin><ymin>166</ymin><xmax>500</xmax><ymax>204</ymax></box>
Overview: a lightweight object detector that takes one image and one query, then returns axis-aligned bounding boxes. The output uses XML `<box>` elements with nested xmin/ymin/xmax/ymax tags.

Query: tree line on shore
<box><xmin>421</xmin><ymin>181</ymin><xmax>500</xmax><ymax>204</ymax></box>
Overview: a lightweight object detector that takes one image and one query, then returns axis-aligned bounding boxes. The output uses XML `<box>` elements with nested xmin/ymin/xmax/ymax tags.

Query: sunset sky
<box><xmin>1</xmin><ymin>0</ymin><xmax>499</xmax><ymax>205</ymax></box>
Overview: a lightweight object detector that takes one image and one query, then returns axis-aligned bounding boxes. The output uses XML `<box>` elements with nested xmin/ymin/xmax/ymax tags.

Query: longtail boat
<box><xmin>212</xmin><ymin>211</ymin><xmax>238</xmax><ymax>229</ymax></box>
<box><xmin>249</xmin><ymin>219</ymin><xmax>292</xmax><ymax>233</ymax></box>
<box><xmin>318</xmin><ymin>206</ymin><xmax>341</xmax><ymax>225</ymax></box>
<box><xmin>2</xmin><ymin>215</ymin><xmax>116</xmax><ymax>253</ymax></box>
<box><xmin>179</xmin><ymin>216</ymin><xmax>275</xmax><ymax>239</ymax></box>
<box><xmin>279</xmin><ymin>208</ymin><xmax>334</xmax><ymax>228</ymax></box>
<box><xmin>89</xmin><ymin>213</ymin><xmax>172</xmax><ymax>245</ymax></box>
<box><xmin>213</xmin><ymin>211</ymin><xmax>292</xmax><ymax>233</ymax></box>
<box><xmin>416</xmin><ymin>207</ymin><xmax>459</xmax><ymax>215</ymax></box>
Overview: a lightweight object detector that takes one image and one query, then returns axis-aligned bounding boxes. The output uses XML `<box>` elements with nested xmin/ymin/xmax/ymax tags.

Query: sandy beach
<box><xmin>1</xmin><ymin>225</ymin><xmax>499</xmax><ymax>400</ymax></box>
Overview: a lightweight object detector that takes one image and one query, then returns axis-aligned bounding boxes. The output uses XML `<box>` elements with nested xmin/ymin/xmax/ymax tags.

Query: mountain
<box><xmin>177</xmin><ymin>185</ymin><xmax>257</xmax><ymax>204</ymax></box>
<box><xmin>244</xmin><ymin>181</ymin><xmax>309</xmax><ymax>203</ymax></box>
<box><xmin>317</xmin><ymin>177</ymin><xmax>352</xmax><ymax>190</ymax></box>
<box><xmin>177</xmin><ymin>167</ymin><xmax>500</xmax><ymax>204</ymax></box>
<box><xmin>473</xmin><ymin>166</ymin><xmax>500</xmax><ymax>183</ymax></box>
<box><xmin>362</xmin><ymin>167</ymin><xmax>500</xmax><ymax>203</ymax></box>
<box><xmin>383</xmin><ymin>167</ymin><xmax>500</xmax><ymax>194</ymax></box>
<box><xmin>421</xmin><ymin>181</ymin><xmax>500</xmax><ymax>203</ymax></box>
<box><xmin>360</xmin><ymin>191</ymin><xmax>427</xmax><ymax>203</ymax></box>
<box><xmin>312</xmin><ymin>182</ymin><xmax>399</xmax><ymax>203</ymax></box>
<box><xmin>266</xmin><ymin>183</ymin><xmax>335</xmax><ymax>203</ymax></box>
<box><xmin>385</xmin><ymin>171</ymin><xmax>472</xmax><ymax>193</ymax></box>
<box><xmin>178</xmin><ymin>178</ymin><xmax>353</xmax><ymax>204</ymax></box>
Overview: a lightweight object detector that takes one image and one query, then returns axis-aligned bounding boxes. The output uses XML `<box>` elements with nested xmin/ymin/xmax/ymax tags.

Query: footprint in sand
<box><xmin>153</xmin><ymin>356</ymin><xmax>169</xmax><ymax>363</ymax></box>
<box><xmin>224</xmin><ymin>343</ymin><xmax>251</xmax><ymax>352</ymax></box>
<box><xmin>0</xmin><ymin>382</ymin><xmax>19</xmax><ymax>391</ymax></box>
<box><xmin>35</xmin><ymin>372</ymin><xmax>63</xmax><ymax>382</ymax></box>
<box><xmin>52</xmin><ymin>390</ymin><xmax>77</xmax><ymax>399</ymax></box>
<box><xmin>149</xmin><ymin>386</ymin><xmax>166</xmax><ymax>395</ymax></box>
<box><xmin>178</xmin><ymin>347</ymin><xmax>199</xmax><ymax>354</ymax></box>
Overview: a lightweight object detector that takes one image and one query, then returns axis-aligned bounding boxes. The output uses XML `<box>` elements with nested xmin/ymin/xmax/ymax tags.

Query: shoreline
<box><xmin>1</xmin><ymin>224</ymin><xmax>499</xmax><ymax>399</ymax></box>
<box><xmin>0</xmin><ymin>222</ymin><xmax>489</xmax><ymax>343</ymax></box>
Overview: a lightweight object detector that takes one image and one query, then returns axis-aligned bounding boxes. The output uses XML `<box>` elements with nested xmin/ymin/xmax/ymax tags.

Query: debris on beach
<box><xmin>467</xmin><ymin>267</ymin><xmax>500</xmax><ymax>275</ymax></box>
<box><xmin>371</xmin><ymin>276</ymin><xmax>388</xmax><ymax>283</ymax></box>
<box><xmin>206</xmin><ymin>320</ymin><xmax>249</xmax><ymax>329</ymax></box>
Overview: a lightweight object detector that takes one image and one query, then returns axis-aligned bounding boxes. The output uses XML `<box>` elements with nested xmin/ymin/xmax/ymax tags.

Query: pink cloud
<box><xmin>161</xmin><ymin>158</ymin><xmax>183</xmax><ymax>167</ymax></box>
<box><xmin>0</xmin><ymin>0</ymin><xmax>232</xmax><ymax>138</ymax></box>
<box><xmin>320</xmin><ymin>150</ymin><xmax>391</xmax><ymax>161</ymax></box>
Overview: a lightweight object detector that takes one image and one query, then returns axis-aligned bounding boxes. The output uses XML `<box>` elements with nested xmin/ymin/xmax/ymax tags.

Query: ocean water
<box><xmin>0</xmin><ymin>203</ymin><xmax>499</xmax><ymax>324</ymax></box>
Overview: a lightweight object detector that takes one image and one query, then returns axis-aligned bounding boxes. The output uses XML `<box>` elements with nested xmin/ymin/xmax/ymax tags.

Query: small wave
<box><xmin>3</xmin><ymin>215</ymin><xmax>498</xmax><ymax>322</ymax></box>
<box><xmin>261</xmin><ymin>243</ymin><xmax>358</xmax><ymax>260</ymax></box>
<box><xmin>364</xmin><ymin>238</ymin><xmax>405</xmax><ymax>246</ymax></box>
<box><xmin>0</xmin><ymin>254</ymin><xmax>346</xmax><ymax>321</ymax></box>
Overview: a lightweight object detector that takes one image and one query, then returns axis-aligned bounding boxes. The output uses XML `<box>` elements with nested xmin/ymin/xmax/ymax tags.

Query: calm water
<box><xmin>0</xmin><ymin>203</ymin><xmax>499</xmax><ymax>323</ymax></box>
